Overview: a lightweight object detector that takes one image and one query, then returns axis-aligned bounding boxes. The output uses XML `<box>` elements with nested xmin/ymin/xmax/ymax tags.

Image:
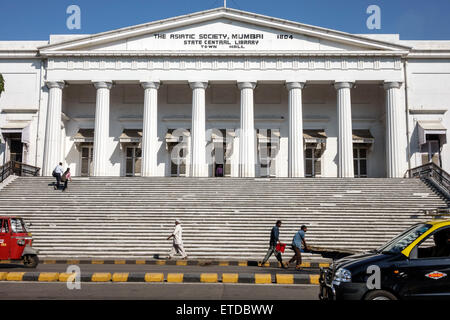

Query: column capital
<box><xmin>334</xmin><ymin>81</ymin><xmax>354</xmax><ymax>90</ymax></box>
<box><xmin>141</xmin><ymin>81</ymin><xmax>160</xmax><ymax>90</ymax></box>
<box><xmin>286</xmin><ymin>82</ymin><xmax>305</xmax><ymax>91</ymax></box>
<box><xmin>383</xmin><ymin>81</ymin><xmax>402</xmax><ymax>90</ymax></box>
<box><xmin>92</xmin><ymin>81</ymin><xmax>113</xmax><ymax>90</ymax></box>
<box><xmin>46</xmin><ymin>81</ymin><xmax>65</xmax><ymax>90</ymax></box>
<box><xmin>237</xmin><ymin>81</ymin><xmax>256</xmax><ymax>90</ymax></box>
<box><xmin>189</xmin><ymin>81</ymin><xmax>208</xmax><ymax>90</ymax></box>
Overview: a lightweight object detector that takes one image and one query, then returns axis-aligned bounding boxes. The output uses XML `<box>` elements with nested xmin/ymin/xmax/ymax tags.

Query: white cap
<box><xmin>175</xmin><ymin>219</ymin><xmax>181</xmax><ymax>223</ymax></box>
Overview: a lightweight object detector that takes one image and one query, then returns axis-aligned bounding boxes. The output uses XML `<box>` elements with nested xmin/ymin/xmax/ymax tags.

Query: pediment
<box><xmin>40</xmin><ymin>8</ymin><xmax>410</xmax><ymax>55</ymax></box>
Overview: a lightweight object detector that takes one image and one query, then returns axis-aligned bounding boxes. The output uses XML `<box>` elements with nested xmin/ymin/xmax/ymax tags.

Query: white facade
<box><xmin>0</xmin><ymin>8</ymin><xmax>448</xmax><ymax>177</ymax></box>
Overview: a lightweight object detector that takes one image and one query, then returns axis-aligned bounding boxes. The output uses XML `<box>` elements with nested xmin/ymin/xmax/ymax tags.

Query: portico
<box><xmin>6</xmin><ymin>7</ymin><xmax>424</xmax><ymax>179</ymax></box>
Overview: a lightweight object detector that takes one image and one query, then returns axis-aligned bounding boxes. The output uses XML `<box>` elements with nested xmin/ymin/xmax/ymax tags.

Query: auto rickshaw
<box><xmin>0</xmin><ymin>216</ymin><xmax>39</xmax><ymax>268</ymax></box>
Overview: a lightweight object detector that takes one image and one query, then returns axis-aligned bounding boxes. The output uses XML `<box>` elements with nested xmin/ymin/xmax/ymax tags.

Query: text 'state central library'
<box><xmin>0</xmin><ymin>8</ymin><xmax>448</xmax><ymax>179</ymax></box>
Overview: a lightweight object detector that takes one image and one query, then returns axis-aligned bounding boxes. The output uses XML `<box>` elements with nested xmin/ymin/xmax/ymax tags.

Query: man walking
<box><xmin>288</xmin><ymin>225</ymin><xmax>308</xmax><ymax>271</ymax></box>
<box><xmin>52</xmin><ymin>162</ymin><xmax>64</xmax><ymax>190</ymax></box>
<box><xmin>167</xmin><ymin>219</ymin><xmax>187</xmax><ymax>260</ymax></box>
<box><xmin>261</xmin><ymin>220</ymin><xmax>287</xmax><ymax>268</ymax></box>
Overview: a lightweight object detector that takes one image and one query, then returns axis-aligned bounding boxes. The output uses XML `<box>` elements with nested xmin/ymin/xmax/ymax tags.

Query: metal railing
<box><xmin>0</xmin><ymin>161</ymin><xmax>40</xmax><ymax>183</ymax></box>
<box><xmin>406</xmin><ymin>162</ymin><xmax>450</xmax><ymax>201</ymax></box>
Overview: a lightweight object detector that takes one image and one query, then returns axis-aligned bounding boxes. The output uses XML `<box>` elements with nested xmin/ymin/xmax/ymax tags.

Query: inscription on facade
<box><xmin>153</xmin><ymin>32</ymin><xmax>290</xmax><ymax>49</ymax></box>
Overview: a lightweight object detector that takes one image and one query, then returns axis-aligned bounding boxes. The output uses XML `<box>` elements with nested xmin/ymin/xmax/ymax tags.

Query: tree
<box><xmin>0</xmin><ymin>73</ymin><xmax>4</xmax><ymax>97</ymax></box>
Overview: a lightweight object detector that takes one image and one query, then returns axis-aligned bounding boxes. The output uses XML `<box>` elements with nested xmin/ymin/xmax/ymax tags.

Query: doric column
<box><xmin>42</xmin><ymin>81</ymin><xmax>65</xmax><ymax>176</ymax></box>
<box><xmin>384</xmin><ymin>81</ymin><xmax>406</xmax><ymax>178</ymax></box>
<box><xmin>92</xmin><ymin>81</ymin><xmax>112</xmax><ymax>176</ymax></box>
<box><xmin>286</xmin><ymin>82</ymin><xmax>305</xmax><ymax>178</ymax></box>
<box><xmin>141</xmin><ymin>81</ymin><xmax>160</xmax><ymax>177</ymax></box>
<box><xmin>334</xmin><ymin>82</ymin><xmax>354</xmax><ymax>178</ymax></box>
<box><xmin>237</xmin><ymin>81</ymin><xmax>257</xmax><ymax>178</ymax></box>
<box><xmin>189</xmin><ymin>81</ymin><xmax>208</xmax><ymax>177</ymax></box>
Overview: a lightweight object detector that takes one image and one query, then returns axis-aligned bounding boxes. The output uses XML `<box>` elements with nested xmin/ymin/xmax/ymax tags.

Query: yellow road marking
<box><xmin>258</xmin><ymin>262</ymin><xmax>270</xmax><ymax>267</ymax></box>
<box><xmin>222</xmin><ymin>273</ymin><xmax>239</xmax><ymax>283</ymax></box>
<box><xmin>155</xmin><ymin>260</ymin><xmax>166</xmax><ymax>265</ymax></box>
<box><xmin>91</xmin><ymin>273</ymin><xmax>111</xmax><ymax>282</ymax></box>
<box><xmin>43</xmin><ymin>260</ymin><xmax>56</xmax><ymax>264</ymax></box>
<box><xmin>0</xmin><ymin>272</ymin><xmax>8</xmax><ymax>281</ymax></box>
<box><xmin>58</xmin><ymin>273</ymin><xmax>75</xmax><ymax>282</ymax></box>
<box><xmin>176</xmin><ymin>260</ymin><xmax>188</xmax><ymax>266</ymax></box>
<box><xmin>112</xmin><ymin>273</ymin><xmax>129</xmax><ymax>282</ymax></box>
<box><xmin>200</xmin><ymin>273</ymin><xmax>218</xmax><ymax>283</ymax></box>
<box><xmin>319</xmin><ymin>263</ymin><xmax>330</xmax><ymax>268</ymax></box>
<box><xmin>38</xmin><ymin>273</ymin><xmax>60</xmax><ymax>282</ymax></box>
<box><xmin>255</xmin><ymin>274</ymin><xmax>272</xmax><ymax>284</ymax></box>
<box><xmin>136</xmin><ymin>260</ymin><xmax>146</xmax><ymax>265</ymax></box>
<box><xmin>301</xmin><ymin>262</ymin><xmax>311</xmax><ymax>268</ymax></box>
<box><xmin>145</xmin><ymin>273</ymin><xmax>164</xmax><ymax>282</ymax></box>
<box><xmin>219</xmin><ymin>261</ymin><xmax>229</xmax><ymax>266</ymax></box>
<box><xmin>114</xmin><ymin>260</ymin><xmax>126</xmax><ymax>265</ymax></box>
<box><xmin>238</xmin><ymin>261</ymin><xmax>247</xmax><ymax>267</ymax></box>
<box><xmin>6</xmin><ymin>272</ymin><xmax>25</xmax><ymax>281</ymax></box>
<box><xmin>310</xmin><ymin>275</ymin><xmax>320</xmax><ymax>285</ymax></box>
<box><xmin>276</xmin><ymin>274</ymin><xmax>294</xmax><ymax>284</ymax></box>
<box><xmin>167</xmin><ymin>273</ymin><xmax>184</xmax><ymax>283</ymax></box>
<box><xmin>67</xmin><ymin>260</ymin><xmax>80</xmax><ymax>265</ymax></box>
<box><xmin>91</xmin><ymin>260</ymin><xmax>104</xmax><ymax>265</ymax></box>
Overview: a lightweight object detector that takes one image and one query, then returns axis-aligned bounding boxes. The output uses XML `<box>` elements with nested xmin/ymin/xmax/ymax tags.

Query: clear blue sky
<box><xmin>0</xmin><ymin>0</ymin><xmax>449</xmax><ymax>41</ymax></box>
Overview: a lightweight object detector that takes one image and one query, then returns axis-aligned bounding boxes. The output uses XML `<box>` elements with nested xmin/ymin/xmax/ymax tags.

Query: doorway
<box><xmin>81</xmin><ymin>145</ymin><xmax>93</xmax><ymax>177</ymax></box>
<box><xmin>126</xmin><ymin>146</ymin><xmax>142</xmax><ymax>177</ymax></box>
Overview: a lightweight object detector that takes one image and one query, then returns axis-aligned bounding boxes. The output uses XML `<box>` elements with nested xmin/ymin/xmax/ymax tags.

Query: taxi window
<box><xmin>415</xmin><ymin>227</ymin><xmax>450</xmax><ymax>259</ymax></box>
<box><xmin>378</xmin><ymin>224</ymin><xmax>432</xmax><ymax>254</ymax></box>
<box><xmin>10</xmin><ymin>219</ymin><xmax>27</xmax><ymax>234</ymax></box>
<box><xmin>0</xmin><ymin>219</ymin><xmax>9</xmax><ymax>233</ymax></box>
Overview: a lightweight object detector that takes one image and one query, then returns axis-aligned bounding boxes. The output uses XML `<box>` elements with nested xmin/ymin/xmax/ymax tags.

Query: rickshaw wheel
<box><xmin>23</xmin><ymin>255</ymin><xmax>39</xmax><ymax>268</ymax></box>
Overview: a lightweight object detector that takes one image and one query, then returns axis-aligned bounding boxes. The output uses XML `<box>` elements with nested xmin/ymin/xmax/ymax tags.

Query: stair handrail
<box><xmin>0</xmin><ymin>161</ymin><xmax>40</xmax><ymax>183</ymax></box>
<box><xmin>406</xmin><ymin>162</ymin><xmax>450</xmax><ymax>201</ymax></box>
<box><xmin>0</xmin><ymin>161</ymin><xmax>12</xmax><ymax>183</ymax></box>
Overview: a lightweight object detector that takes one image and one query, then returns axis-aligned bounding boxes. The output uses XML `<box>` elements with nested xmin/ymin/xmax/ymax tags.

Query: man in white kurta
<box><xmin>167</xmin><ymin>219</ymin><xmax>187</xmax><ymax>259</ymax></box>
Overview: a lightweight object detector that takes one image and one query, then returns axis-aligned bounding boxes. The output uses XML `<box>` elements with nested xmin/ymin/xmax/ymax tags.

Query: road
<box><xmin>0</xmin><ymin>263</ymin><xmax>320</xmax><ymax>300</ymax></box>
<box><xmin>0</xmin><ymin>262</ymin><xmax>320</xmax><ymax>274</ymax></box>
<box><xmin>0</xmin><ymin>282</ymin><xmax>319</xmax><ymax>300</ymax></box>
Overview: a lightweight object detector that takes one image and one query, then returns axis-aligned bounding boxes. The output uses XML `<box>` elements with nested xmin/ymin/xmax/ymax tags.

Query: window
<box><xmin>415</xmin><ymin>227</ymin><xmax>450</xmax><ymax>259</ymax></box>
<box><xmin>0</xmin><ymin>219</ymin><xmax>9</xmax><ymax>233</ymax></box>
<box><xmin>10</xmin><ymin>218</ymin><xmax>27</xmax><ymax>234</ymax></box>
<box><xmin>353</xmin><ymin>147</ymin><xmax>368</xmax><ymax>178</ymax></box>
<box><xmin>420</xmin><ymin>137</ymin><xmax>441</xmax><ymax>166</ymax></box>
<box><xmin>305</xmin><ymin>146</ymin><xmax>322</xmax><ymax>177</ymax></box>
<box><xmin>378</xmin><ymin>223</ymin><xmax>432</xmax><ymax>254</ymax></box>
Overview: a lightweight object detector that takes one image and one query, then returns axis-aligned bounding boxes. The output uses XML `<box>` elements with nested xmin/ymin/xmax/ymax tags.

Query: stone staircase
<box><xmin>0</xmin><ymin>177</ymin><xmax>448</xmax><ymax>260</ymax></box>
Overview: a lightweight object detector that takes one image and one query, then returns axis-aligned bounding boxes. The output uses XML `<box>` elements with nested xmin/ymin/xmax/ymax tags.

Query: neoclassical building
<box><xmin>0</xmin><ymin>7</ymin><xmax>448</xmax><ymax>178</ymax></box>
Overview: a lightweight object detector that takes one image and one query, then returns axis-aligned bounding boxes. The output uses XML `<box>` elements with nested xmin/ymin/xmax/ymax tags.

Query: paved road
<box><xmin>0</xmin><ymin>282</ymin><xmax>319</xmax><ymax>300</ymax></box>
<box><xmin>0</xmin><ymin>263</ymin><xmax>320</xmax><ymax>300</ymax></box>
<box><xmin>0</xmin><ymin>263</ymin><xmax>320</xmax><ymax>275</ymax></box>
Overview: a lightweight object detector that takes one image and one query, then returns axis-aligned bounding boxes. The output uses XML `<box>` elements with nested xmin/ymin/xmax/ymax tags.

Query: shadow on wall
<box><xmin>65</xmin><ymin>143</ymin><xmax>79</xmax><ymax>175</ymax></box>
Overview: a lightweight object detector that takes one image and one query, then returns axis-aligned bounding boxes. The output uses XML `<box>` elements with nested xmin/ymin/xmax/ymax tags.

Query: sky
<box><xmin>0</xmin><ymin>0</ymin><xmax>449</xmax><ymax>41</ymax></box>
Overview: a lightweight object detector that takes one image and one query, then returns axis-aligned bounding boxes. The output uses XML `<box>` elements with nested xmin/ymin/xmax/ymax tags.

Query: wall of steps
<box><xmin>0</xmin><ymin>177</ymin><xmax>448</xmax><ymax>260</ymax></box>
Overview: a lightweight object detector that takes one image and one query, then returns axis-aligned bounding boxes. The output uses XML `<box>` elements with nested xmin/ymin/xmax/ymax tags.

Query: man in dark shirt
<box><xmin>261</xmin><ymin>220</ymin><xmax>287</xmax><ymax>268</ymax></box>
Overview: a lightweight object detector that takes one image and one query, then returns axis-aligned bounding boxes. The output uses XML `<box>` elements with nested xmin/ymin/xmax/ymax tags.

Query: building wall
<box><xmin>61</xmin><ymin>82</ymin><xmax>386</xmax><ymax>177</ymax></box>
<box><xmin>406</xmin><ymin>59</ymin><xmax>450</xmax><ymax>172</ymax></box>
<box><xmin>0</xmin><ymin>59</ymin><xmax>43</xmax><ymax>168</ymax></box>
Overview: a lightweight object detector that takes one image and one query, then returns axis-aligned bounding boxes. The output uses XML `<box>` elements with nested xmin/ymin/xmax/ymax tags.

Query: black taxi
<box><xmin>319</xmin><ymin>220</ymin><xmax>450</xmax><ymax>300</ymax></box>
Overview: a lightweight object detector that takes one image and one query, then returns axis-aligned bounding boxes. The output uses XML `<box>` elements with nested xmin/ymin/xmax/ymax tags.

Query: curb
<box><xmin>38</xmin><ymin>259</ymin><xmax>329</xmax><ymax>269</ymax></box>
<box><xmin>0</xmin><ymin>272</ymin><xmax>320</xmax><ymax>285</ymax></box>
